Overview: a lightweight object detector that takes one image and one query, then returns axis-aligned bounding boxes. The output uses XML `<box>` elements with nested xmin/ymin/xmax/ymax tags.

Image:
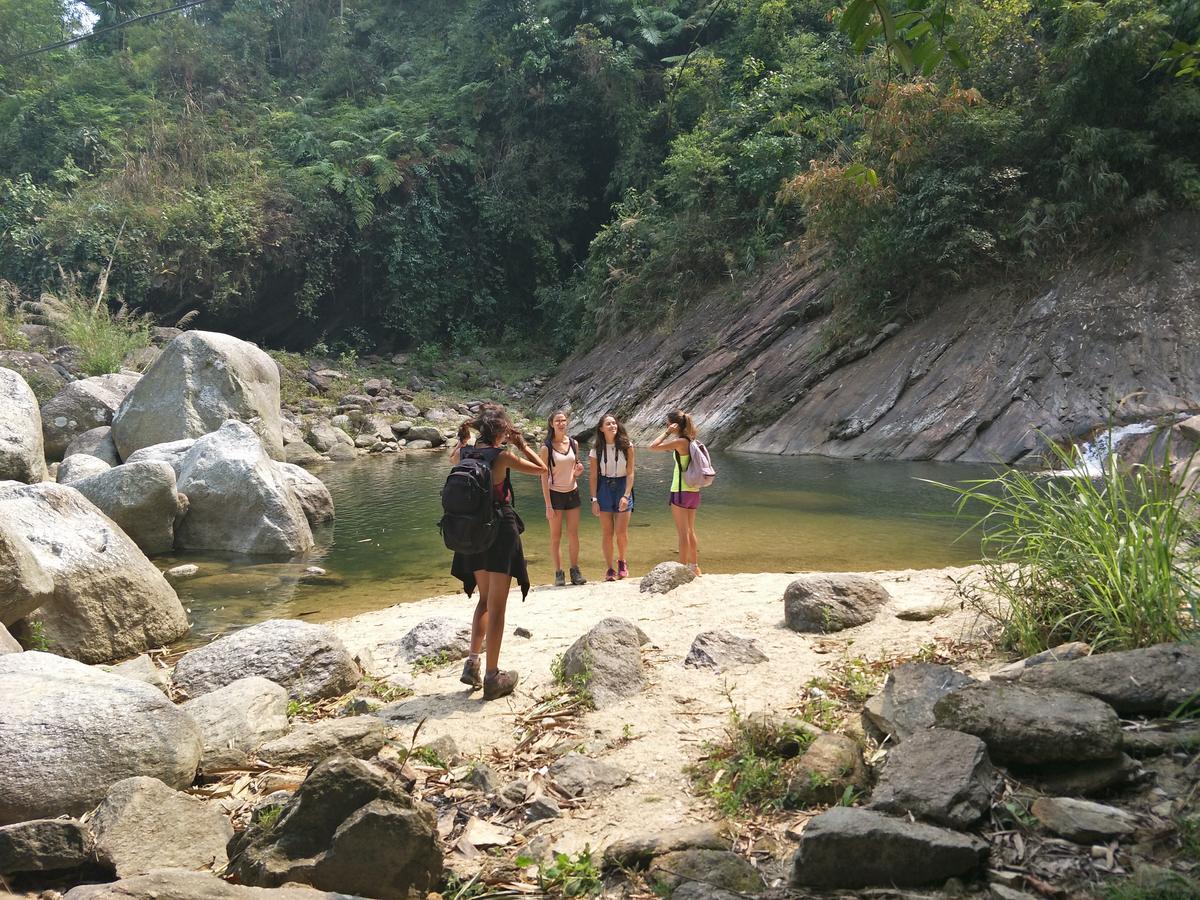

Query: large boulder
<box><xmin>934</xmin><ymin>682</ymin><xmax>1122</xmax><ymax>765</ymax></box>
<box><xmin>63</xmin><ymin>870</ymin><xmax>359</xmax><ymax>899</ymax></box>
<box><xmin>868</xmin><ymin>729</ymin><xmax>998</xmax><ymax>828</ymax></box>
<box><xmin>561</xmin><ymin>617</ymin><xmax>649</xmax><ymax>708</ymax></box>
<box><xmin>226</xmin><ymin>755</ymin><xmax>442</xmax><ymax>899</ymax></box>
<box><xmin>307</xmin><ymin>422</ymin><xmax>354</xmax><ymax>453</ymax></box>
<box><xmin>783</xmin><ymin>574</ymin><xmax>890</xmax><ymax>633</ymax></box>
<box><xmin>863</xmin><ymin>663</ymin><xmax>977</xmax><ymax>741</ymax></box>
<box><xmin>124</xmin><ymin>437</ymin><xmax>195</xmax><ymax>472</ymax></box>
<box><xmin>0</xmin><ymin>817</ymin><xmax>97</xmax><ymax>876</ymax></box>
<box><xmin>63</xmin><ymin>425</ymin><xmax>121</xmax><ymax>465</ymax></box>
<box><xmin>72</xmin><ymin>461</ymin><xmax>185</xmax><ymax>556</ymax></box>
<box><xmin>277</xmin><ymin>461</ymin><xmax>334</xmax><ymax>527</ymax></box>
<box><xmin>173</xmin><ymin>619</ymin><xmax>361</xmax><ymax>701</ymax></box>
<box><xmin>0</xmin><ymin>482</ymin><xmax>188</xmax><ymax>662</ymax></box>
<box><xmin>0</xmin><ymin>652</ymin><xmax>202</xmax><ymax>823</ymax></box>
<box><xmin>1012</xmin><ymin>643</ymin><xmax>1200</xmax><ymax>716</ymax></box>
<box><xmin>41</xmin><ymin>373</ymin><xmax>140</xmax><ymax>461</ymax></box>
<box><xmin>89</xmin><ymin>776</ymin><xmax>234</xmax><ymax>877</ymax></box>
<box><xmin>174</xmin><ymin>421</ymin><xmax>313</xmax><ymax>555</ymax></box>
<box><xmin>0</xmin><ymin>366</ymin><xmax>47</xmax><ymax>483</ymax></box>
<box><xmin>181</xmin><ymin>677</ymin><xmax>291</xmax><ymax>770</ymax></box>
<box><xmin>0</xmin><ymin>511</ymin><xmax>54</xmax><ymax>626</ymax></box>
<box><xmin>404</xmin><ymin>425</ymin><xmax>443</xmax><ymax>446</ymax></box>
<box><xmin>111</xmin><ymin>330</ymin><xmax>285</xmax><ymax>461</ymax></box>
<box><xmin>57</xmin><ymin>452</ymin><xmax>112</xmax><ymax>484</ymax></box>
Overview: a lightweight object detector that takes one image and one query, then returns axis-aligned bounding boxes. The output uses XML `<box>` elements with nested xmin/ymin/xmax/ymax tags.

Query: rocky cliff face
<box><xmin>538</xmin><ymin>214</ymin><xmax>1200</xmax><ymax>464</ymax></box>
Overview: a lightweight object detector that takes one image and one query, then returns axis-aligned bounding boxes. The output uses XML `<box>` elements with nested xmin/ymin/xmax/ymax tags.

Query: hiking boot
<box><xmin>460</xmin><ymin>657</ymin><xmax>482</xmax><ymax>690</ymax></box>
<box><xmin>617</xmin><ymin>559</ymin><xmax>629</xmax><ymax>579</ymax></box>
<box><xmin>482</xmin><ymin>669</ymin><xmax>518</xmax><ymax>701</ymax></box>
<box><xmin>570</xmin><ymin>566</ymin><xmax>587</xmax><ymax>585</ymax></box>
<box><xmin>605</xmin><ymin>568</ymin><xmax>616</xmax><ymax>582</ymax></box>
<box><xmin>554</xmin><ymin>569</ymin><xmax>566</xmax><ymax>587</ymax></box>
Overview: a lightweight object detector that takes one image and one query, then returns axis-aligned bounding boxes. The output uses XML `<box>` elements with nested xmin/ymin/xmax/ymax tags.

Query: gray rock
<box><xmin>1015</xmin><ymin>754</ymin><xmax>1140</xmax><ymax>797</ymax></box>
<box><xmin>182</xmin><ymin>677</ymin><xmax>291</xmax><ymax>770</ymax></box>
<box><xmin>173</xmin><ymin>619</ymin><xmax>361</xmax><ymax>701</ymax></box>
<box><xmin>175</xmin><ymin>421</ymin><xmax>313</xmax><ymax>555</ymax></box>
<box><xmin>0</xmin><ymin>817</ymin><xmax>96</xmax><ymax>874</ymax></box>
<box><xmin>561</xmin><ymin>617</ymin><xmax>649</xmax><ymax>708</ymax></box>
<box><xmin>1029</xmin><ymin>797</ymin><xmax>1138</xmax><ymax>843</ymax></box>
<box><xmin>464</xmin><ymin>762</ymin><xmax>500</xmax><ymax>794</ymax></box>
<box><xmin>1122</xmin><ymin>720</ymin><xmax>1200</xmax><ymax>756</ymax></box>
<box><xmin>648</xmin><ymin>849</ymin><xmax>761</xmax><ymax>894</ymax></box>
<box><xmin>104</xmin><ymin>654</ymin><xmax>170</xmax><ymax>694</ymax></box>
<box><xmin>285</xmin><ymin>441</ymin><xmax>325</xmax><ymax>467</ymax></box>
<box><xmin>0</xmin><ymin>508</ymin><xmax>54</xmax><ymax>626</ymax></box>
<box><xmin>89</xmin><ymin>776</ymin><xmax>234</xmax><ymax>877</ymax></box>
<box><xmin>328</xmin><ymin>443</ymin><xmax>357</xmax><ymax>461</ymax></box>
<box><xmin>990</xmin><ymin>641</ymin><xmax>1092</xmax><ymax>681</ymax></box>
<box><xmin>277</xmin><ymin>461</ymin><xmax>334</xmax><ymax>527</ymax></box>
<box><xmin>0</xmin><ymin>482</ymin><xmax>188</xmax><ymax>662</ymax></box>
<box><xmin>41</xmin><ymin>373</ymin><xmax>139</xmax><ymax>461</ymax></box>
<box><xmin>405</xmin><ymin>425</ymin><xmax>444</xmax><ymax>446</ymax></box>
<box><xmin>307</xmin><ymin>422</ymin><xmax>354</xmax><ymax>453</ymax></box>
<box><xmin>63</xmin><ymin>426</ymin><xmax>121</xmax><ymax>465</ymax></box>
<box><xmin>863</xmin><ymin>663</ymin><xmax>977</xmax><ymax>741</ymax></box>
<box><xmin>786</xmin><ymin>733</ymin><xmax>869</xmax><ymax>807</ymax></box>
<box><xmin>63</xmin><ymin>871</ymin><xmax>361</xmax><ymax>899</ymax></box>
<box><xmin>0</xmin><ymin>652</ymin><xmax>202</xmax><ymax>823</ymax></box>
<box><xmin>404</xmin><ymin>439</ymin><xmax>432</xmax><ymax>450</ymax></box>
<box><xmin>933</xmin><ymin>682</ymin><xmax>1122</xmax><ymax>765</ymax></box>
<box><xmin>111</xmin><ymin>330</ymin><xmax>285</xmax><ymax>461</ymax></box>
<box><xmin>0</xmin><ymin>622</ymin><xmax>20</xmax><ymax>653</ymax></box>
<box><xmin>72</xmin><ymin>461</ymin><xmax>185</xmax><ymax>556</ymax></box>
<box><xmin>603</xmin><ymin>824</ymin><xmax>728</xmax><ymax>870</ymax></box>
<box><xmin>869</xmin><ymin>729</ymin><xmax>998</xmax><ymax>828</ymax></box>
<box><xmin>684</xmin><ymin>630</ymin><xmax>768</xmax><ymax>671</ymax></box>
<box><xmin>791</xmin><ymin>807</ymin><xmax>987</xmax><ymax>888</ymax></box>
<box><xmin>165</xmin><ymin>563</ymin><xmax>200</xmax><ymax>581</ymax></box>
<box><xmin>56</xmin><ymin>452</ymin><xmax>112</xmax><ymax>484</ymax></box>
<box><xmin>387</xmin><ymin>617</ymin><xmax>471</xmax><ymax>663</ymax></box>
<box><xmin>0</xmin><ymin>366</ymin><xmax>47</xmax><ymax>483</ymax></box>
<box><xmin>257</xmin><ymin>716</ymin><xmax>389</xmax><ymax>767</ymax></box>
<box><xmin>784</xmin><ymin>574</ymin><xmax>889</xmax><ymax>632</ymax></box>
<box><xmin>639</xmin><ymin>561</ymin><xmax>695</xmax><ymax>594</ymax></box>
<box><xmin>124</xmin><ymin>437</ymin><xmax>195</xmax><ymax>473</ymax></box>
<box><xmin>547</xmin><ymin>752</ymin><xmax>630</xmax><ymax>797</ymax></box>
<box><xmin>1012</xmin><ymin>643</ymin><xmax>1200</xmax><ymax>715</ymax></box>
<box><xmin>526</xmin><ymin>796</ymin><xmax>561</xmax><ymax>821</ymax></box>
<box><xmin>390</xmin><ymin>420</ymin><xmax>412</xmax><ymax>438</ymax></box>
<box><xmin>226</xmin><ymin>755</ymin><xmax>442</xmax><ymax>898</ymax></box>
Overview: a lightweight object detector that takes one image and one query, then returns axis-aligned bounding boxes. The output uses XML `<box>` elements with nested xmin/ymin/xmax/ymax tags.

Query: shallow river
<box><xmin>165</xmin><ymin>451</ymin><xmax>992</xmax><ymax>645</ymax></box>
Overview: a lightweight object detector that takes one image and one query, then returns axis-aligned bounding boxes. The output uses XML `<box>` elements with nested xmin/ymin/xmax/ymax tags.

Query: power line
<box><xmin>1</xmin><ymin>0</ymin><xmax>215</xmax><ymax>65</ymax></box>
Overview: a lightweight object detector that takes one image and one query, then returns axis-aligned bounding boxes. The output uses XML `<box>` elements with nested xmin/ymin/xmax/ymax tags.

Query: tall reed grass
<box><xmin>30</xmin><ymin>283</ymin><xmax>151</xmax><ymax>376</ymax></box>
<box><xmin>931</xmin><ymin>437</ymin><xmax>1199</xmax><ymax>655</ymax></box>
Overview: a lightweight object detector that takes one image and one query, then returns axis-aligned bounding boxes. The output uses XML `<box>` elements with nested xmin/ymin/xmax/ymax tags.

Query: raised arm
<box><xmin>648</xmin><ymin>423</ymin><xmax>688</xmax><ymax>453</ymax></box>
<box><xmin>503</xmin><ymin>430</ymin><xmax>549</xmax><ymax>476</ymax></box>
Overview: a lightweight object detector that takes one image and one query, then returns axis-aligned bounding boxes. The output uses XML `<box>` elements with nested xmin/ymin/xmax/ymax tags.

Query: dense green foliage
<box><xmin>0</xmin><ymin>0</ymin><xmax>1197</xmax><ymax>353</ymax></box>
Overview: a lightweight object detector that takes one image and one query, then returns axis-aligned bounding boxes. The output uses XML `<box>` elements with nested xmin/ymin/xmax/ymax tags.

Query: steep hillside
<box><xmin>536</xmin><ymin>213</ymin><xmax>1200</xmax><ymax>463</ymax></box>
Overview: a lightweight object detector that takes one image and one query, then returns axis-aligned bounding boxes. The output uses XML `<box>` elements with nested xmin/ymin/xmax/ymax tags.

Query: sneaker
<box><xmin>482</xmin><ymin>669</ymin><xmax>518</xmax><ymax>700</ymax></box>
<box><xmin>617</xmin><ymin>559</ymin><xmax>629</xmax><ymax>579</ymax></box>
<box><xmin>460</xmin><ymin>657</ymin><xmax>482</xmax><ymax>690</ymax></box>
<box><xmin>554</xmin><ymin>569</ymin><xmax>566</xmax><ymax>587</ymax></box>
<box><xmin>605</xmin><ymin>568</ymin><xmax>616</xmax><ymax>582</ymax></box>
<box><xmin>570</xmin><ymin>566</ymin><xmax>587</xmax><ymax>585</ymax></box>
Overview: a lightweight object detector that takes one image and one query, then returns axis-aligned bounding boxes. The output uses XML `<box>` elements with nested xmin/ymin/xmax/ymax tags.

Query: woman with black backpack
<box><xmin>588</xmin><ymin>412</ymin><xmax>636</xmax><ymax>581</ymax></box>
<box><xmin>648</xmin><ymin>410</ymin><xmax>706</xmax><ymax>576</ymax></box>
<box><xmin>540</xmin><ymin>410</ymin><xmax>587</xmax><ymax>587</ymax></box>
<box><xmin>446</xmin><ymin>405</ymin><xmax>546</xmax><ymax>700</ymax></box>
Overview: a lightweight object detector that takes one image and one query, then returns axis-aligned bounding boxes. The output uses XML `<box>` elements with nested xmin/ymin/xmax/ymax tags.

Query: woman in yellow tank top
<box><xmin>648</xmin><ymin>409</ymin><xmax>702</xmax><ymax>575</ymax></box>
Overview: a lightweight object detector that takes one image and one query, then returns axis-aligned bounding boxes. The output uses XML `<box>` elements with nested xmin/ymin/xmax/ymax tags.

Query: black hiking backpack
<box><xmin>439</xmin><ymin>447</ymin><xmax>502</xmax><ymax>554</ymax></box>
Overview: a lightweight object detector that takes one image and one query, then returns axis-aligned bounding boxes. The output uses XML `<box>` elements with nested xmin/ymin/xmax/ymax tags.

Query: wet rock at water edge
<box><xmin>71</xmin><ymin>460</ymin><xmax>186</xmax><ymax>556</ymax></box>
<box><xmin>89</xmin><ymin>776</ymin><xmax>234</xmax><ymax>877</ymax></box>
<box><xmin>1029</xmin><ymin>797</ymin><xmax>1139</xmax><ymax>843</ymax></box>
<box><xmin>684</xmin><ymin>630</ymin><xmax>768</xmax><ymax>672</ymax></box>
<box><xmin>548</xmin><ymin>753</ymin><xmax>631</xmax><ymax>797</ymax></box>
<box><xmin>277</xmin><ymin>460</ymin><xmax>335</xmax><ymax>527</ymax></box>
<box><xmin>862</xmin><ymin>662</ymin><xmax>976</xmax><ymax>741</ymax></box>
<box><xmin>0</xmin><ymin>818</ymin><xmax>97</xmax><ymax>876</ymax></box>
<box><xmin>40</xmin><ymin>373</ymin><xmax>139</xmax><ymax>461</ymax></box>
<box><xmin>405</xmin><ymin>425</ymin><xmax>444</xmax><ymax>446</ymax></box>
<box><xmin>285</xmin><ymin>440</ymin><xmax>325</xmax><ymax>467</ymax></box>
<box><xmin>165</xmin><ymin>563</ymin><xmax>200</xmax><ymax>581</ymax></box>
<box><xmin>0</xmin><ymin>366</ymin><xmax>48</xmax><ymax>483</ymax></box>
<box><xmin>790</xmin><ymin>807</ymin><xmax>987</xmax><ymax>889</ymax></box>
<box><xmin>561</xmin><ymin>617</ymin><xmax>650</xmax><ymax>708</ymax></box>
<box><xmin>0</xmin><ymin>652</ymin><xmax>202</xmax><ymax>823</ymax></box>
<box><xmin>783</xmin><ymin>574</ymin><xmax>890</xmax><ymax>633</ymax></box>
<box><xmin>182</xmin><ymin>676</ymin><xmax>291</xmax><ymax>770</ymax></box>
<box><xmin>257</xmin><ymin>716</ymin><xmax>390</xmax><ymax>767</ymax></box>
<box><xmin>173</xmin><ymin>618</ymin><xmax>361</xmax><ymax>701</ymax></box>
<box><xmin>868</xmin><ymin>729</ymin><xmax>998</xmax><ymax>828</ymax></box>
<box><xmin>639</xmin><ymin>561</ymin><xmax>695</xmax><ymax>594</ymax></box>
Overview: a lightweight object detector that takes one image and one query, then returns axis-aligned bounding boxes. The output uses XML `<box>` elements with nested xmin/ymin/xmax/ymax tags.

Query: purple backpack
<box><xmin>683</xmin><ymin>439</ymin><xmax>716</xmax><ymax>489</ymax></box>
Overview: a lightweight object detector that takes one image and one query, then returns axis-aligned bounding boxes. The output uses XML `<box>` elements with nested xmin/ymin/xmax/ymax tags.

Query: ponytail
<box><xmin>667</xmin><ymin>409</ymin><xmax>697</xmax><ymax>441</ymax></box>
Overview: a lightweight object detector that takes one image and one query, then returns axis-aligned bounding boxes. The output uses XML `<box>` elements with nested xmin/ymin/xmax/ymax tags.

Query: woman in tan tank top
<box><xmin>540</xmin><ymin>411</ymin><xmax>587</xmax><ymax>586</ymax></box>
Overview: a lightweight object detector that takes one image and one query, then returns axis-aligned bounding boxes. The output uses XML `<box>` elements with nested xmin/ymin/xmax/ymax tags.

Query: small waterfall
<box><xmin>1052</xmin><ymin>421</ymin><xmax>1163</xmax><ymax>477</ymax></box>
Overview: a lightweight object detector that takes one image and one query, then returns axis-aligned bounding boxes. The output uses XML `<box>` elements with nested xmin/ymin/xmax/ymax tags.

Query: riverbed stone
<box><xmin>63</xmin><ymin>425</ymin><xmax>121</xmax><ymax>465</ymax></box>
<box><xmin>684</xmin><ymin>630</ymin><xmax>768</xmax><ymax>671</ymax></box>
<box><xmin>277</xmin><ymin>461</ymin><xmax>334</xmax><ymax>527</ymax></box>
<box><xmin>41</xmin><ymin>373</ymin><xmax>139</xmax><ymax>461</ymax></box>
<box><xmin>790</xmin><ymin>807</ymin><xmax>987</xmax><ymax>889</ymax></box>
<box><xmin>0</xmin><ymin>366</ymin><xmax>47</xmax><ymax>483</ymax></box>
<box><xmin>56</xmin><ymin>452</ymin><xmax>112</xmax><ymax>484</ymax></box>
<box><xmin>124</xmin><ymin>437</ymin><xmax>195</xmax><ymax>472</ymax></box>
<box><xmin>405</xmin><ymin>425</ymin><xmax>443</xmax><ymax>446</ymax></box>
<box><xmin>0</xmin><ymin>481</ymin><xmax>189</xmax><ymax>662</ymax></box>
<box><xmin>603</xmin><ymin>824</ymin><xmax>728</xmax><ymax>870</ymax></box>
<box><xmin>1029</xmin><ymin>797</ymin><xmax>1138</xmax><ymax>844</ymax></box>
<box><xmin>863</xmin><ymin>663</ymin><xmax>976</xmax><ymax>741</ymax></box>
<box><xmin>648</xmin><ymin>849</ymin><xmax>762</xmax><ymax>894</ymax></box>
<box><xmin>0</xmin><ymin>818</ymin><xmax>96</xmax><ymax>875</ymax></box>
<box><xmin>307</xmin><ymin>422</ymin><xmax>353</xmax><ymax>453</ymax></box>
<box><xmin>285</xmin><ymin>441</ymin><xmax>325</xmax><ymax>467</ymax></box>
<box><xmin>561</xmin><ymin>617</ymin><xmax>649</xmax><ymax>708</ymax></box>
<box><xmin>547</xmin><ymin>752</ymin><xmax>630</xmax><ymax>797</ymax></box>
<box><xmin>387</xmin><ymin>617</ymin><xmax>472</xmax><ymax>663</ymax></box>
<box><xmin>256</xmin><ymin>716</ymin><xmax>389</xmax><ymax>767</ymax></box>
<box><xmin>0</xmin><ymin>622</ymin><xmax>20</xmax><ymax>653</ymax></box>
<box><xmin>226</xmin><ymin>754</ymin><xmax>442</xmax><ymax>898</ymax></box>
<box><xmin>0</xmin><ymin>652</ymin><xmax>202</xmax><ymax>823</ymax></box>
<box><xmin>1012</xmin><ymin>643</ymin><xmax>1200</xmax><ymax>715</ymax></box>
<box><xmin>0</xmin><ymin>511</ymin><xmax>54</xmax><ymax>626</ymax></box>
<box><xmin>173</xmin><ymin>619</ymin><xmax>361</xmax><ymax>701</ymax></box>
<box><xmin>786</xmin><ymin>733</ymin><xmax>869</xmax><ymax>808</ymax></box>
<box><xmin>783</xmin><ymin>574</ymin><xmax>890</xmax><ymax>633</ymax></box>
<box><xmin>111</xmin><ymin>330</ymin><xmax>285</xmax><ymax>461</ymax></box>
<box><xmin>868</xmin><ymin>729</ymin><xmax>997</xmax><ymax>828</ymax></box>
<box><xmin>175</xmin><ymin>421</ymin><xmax>313</xmax><ymax>555</ymax></box>
<box><xmin>105</xmin><ymin>654</ymin><xmax>170</xmax><ymax>694</ymax></box>
<box><xmin>89</xmin><ymin>776</ymin><xmax>234</xmax><ymax>877</ymax></box>
<box><xmin>933</xmin><ymin>682</ymin><xmax>1122</xmax><ymax>765</ymax></box>
<box><xmin>72</xmin><ymin>460</ymin><xmax>184</xmax><ymax>556</ymax></box>
<box><xmin>639</xmin><ymin>561</ymin><xmax>695</xmax><ymax>594</ymax></box>
<box><xmin>182</xmin><ymin>677</ymin><xmax>291</xmax><ymax>769</ymax></box>
<box><xmin>63</xmin><ymin>870</ymin><xmax>359</xmax><ymax>899</ymax></box>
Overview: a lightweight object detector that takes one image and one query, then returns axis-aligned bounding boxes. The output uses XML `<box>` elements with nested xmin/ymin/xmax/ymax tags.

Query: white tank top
<box><xmin>547</xmin><ymin>441</ymin><xmax>578</xmax><ymax>492</ymax></box>
<box><xmin>589</xmin><ymin>444</ymin><xmax>628</xmax><ymax>478</ymax></box>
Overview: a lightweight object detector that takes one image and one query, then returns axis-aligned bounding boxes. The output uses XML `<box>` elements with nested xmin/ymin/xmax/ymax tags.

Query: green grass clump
<box><xmin>933</xmin><ymin>436</ymin><xmax>1200</xmax><ymax>655</ymax></box>
<box><xmin>34</xmin><ymin>285</ymin><xmax>151</xmax><ymax>376</ymax></box>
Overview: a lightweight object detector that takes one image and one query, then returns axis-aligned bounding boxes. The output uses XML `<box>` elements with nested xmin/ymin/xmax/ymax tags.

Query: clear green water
<box><xmin>167</xmin><ymin>451</ymin><xmax>991</xmax><ymax>645</ymax></box>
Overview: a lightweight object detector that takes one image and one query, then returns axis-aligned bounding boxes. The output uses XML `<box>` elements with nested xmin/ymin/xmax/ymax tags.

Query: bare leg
<box><xmin>565</xmin><ymin>506</ymin><xmax>581</xmax><ymax>567</ymax></box>
<box><xmin>600</xmin><ymin>513</ymin><xmax>615</xmax><ymax>571</ymax></box>
<box><xmin>484</xmin><ymin>572</ymin><xmax>512</xmax><ymax>674</ymax></box>
<box><xmin>686</xmin><ymin>508</ymin><xmax>700</xmax><ymax>572</ymax></box>
<box><xmin>615</xmin><ymin>510</ymin><xmax>630</xmax><ymax>562</ymax></box>
<box><xmin>548</xmin><ymin>508</ymin><xmax>564</xmax><ymax>571</ymax></box>
<box><xmin>469</xmin><ymin>571</ymin><xmax>490</xmax><ymax>656</ymax></box>
<box><xmin>670</xmin><ymin>504</ymin><xmax>691</xmax><ymax>564</ymax></box>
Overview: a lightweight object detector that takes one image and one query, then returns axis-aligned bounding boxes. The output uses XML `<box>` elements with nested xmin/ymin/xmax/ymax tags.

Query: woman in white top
<box><xmin>540</xmin><ymin>410</ymin><xmax>587</xmax><ymax>587</ymax></box>
<box><xmin>588</xmin><ymin>412</ymin><xmax>636</xmax><ymax>581</ymax></box>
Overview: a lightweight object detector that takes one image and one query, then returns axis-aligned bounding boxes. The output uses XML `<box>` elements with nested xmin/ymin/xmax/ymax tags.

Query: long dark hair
<box><xmin>593</xmin><ymin>412</ymin><xmax>631</xmax><ymax>469</ymax></box>
<box><xmin>457</xmin><ymin>402</ymin><xmax>511</xmax><ymax>446</ymax></box>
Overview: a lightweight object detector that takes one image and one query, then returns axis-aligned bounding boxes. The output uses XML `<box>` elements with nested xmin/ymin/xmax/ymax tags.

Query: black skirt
<box><xmin>451</xmin><ymin>504</ymin><xmax>530</xmax><ymax>600</ymax></box>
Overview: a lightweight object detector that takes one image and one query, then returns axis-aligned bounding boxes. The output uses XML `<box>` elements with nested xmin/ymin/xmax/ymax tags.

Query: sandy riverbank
<box><xmin>331</xmin><ymin>565</ymin><xmax>998</xmax><ymax>871</ymax></box>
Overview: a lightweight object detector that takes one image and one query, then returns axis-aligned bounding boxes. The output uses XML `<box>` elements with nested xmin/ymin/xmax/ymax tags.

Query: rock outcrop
<box><xmin>41</xmin><ymin>373</ymin><xmax>139</xmax><ymax>461</ymax></box>
<box><xmin>0</xmin><ymin>366</ymin><xmax>47</xmax><ymax>483</ymax></box>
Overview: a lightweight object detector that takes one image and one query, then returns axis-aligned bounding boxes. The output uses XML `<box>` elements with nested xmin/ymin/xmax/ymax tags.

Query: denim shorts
<box><xmin>597</xmin><ymin>476</ymin><xmax>634</xmax><ymax>514</ymax></box>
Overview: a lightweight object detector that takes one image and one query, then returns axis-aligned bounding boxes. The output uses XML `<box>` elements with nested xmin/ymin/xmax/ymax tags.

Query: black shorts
<box><xmin>549</xmin><ymin>488</ymin><xmax>582</xmax><ymax>511</ymax></box>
